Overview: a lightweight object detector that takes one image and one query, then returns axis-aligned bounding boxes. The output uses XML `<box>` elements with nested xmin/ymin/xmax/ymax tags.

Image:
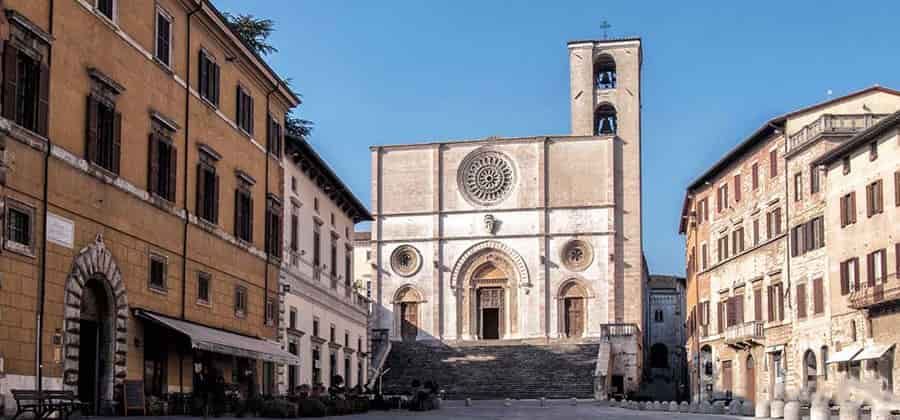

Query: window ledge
<box><xmin>234</xmin><ymin>311</ymin><xmax>247</xmax><ymax>319</ymax></box>
<box><xmin>197</xmin><ymin>96</ymin><xmax>219</xmax><ymax>112</ymax></box>
<box><xmin>152</xmin><ymin>57</ymin><xmax>174</xmax><ymax>75</ymax></box>
<box><xmin>87</xmin><ymin>161</ymin><xmax>119</xmax><ymax>180</ymax></box>
<box><xmin>148</xmin><ymin>285</ymin><xmax>168</xmax><ymax>295</ymax></box>
<box><xmin>4</xmin><ymin>240</ymin><xmax>36</xmax><ymax>258</ymax></box>
<box><xmin>196</xmin><ymin>299</ymin><xmax>212</xmax><ymax>309</ymax></box>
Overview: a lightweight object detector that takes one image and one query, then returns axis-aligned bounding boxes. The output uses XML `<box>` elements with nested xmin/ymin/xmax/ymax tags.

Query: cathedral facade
<box><xmin>370</xmin><ymin>38</ymin><xmax>645</xmax><ymax>394</ymax></box>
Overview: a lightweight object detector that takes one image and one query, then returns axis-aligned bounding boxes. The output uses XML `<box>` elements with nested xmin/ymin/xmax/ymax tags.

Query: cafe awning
<box><xmin>827</xmin><ymin>345</ymin><xmax>863</xmax><ymax>364</ymax></box>
<box><xmin>136</xmin><ymin>310</ymin><xmax>300</xmax><ymax>365</ymax></box>
<box><xmin>853</xmin><ymin>343</ymin><xmax>895</xmax><ymax>361</ymax></box>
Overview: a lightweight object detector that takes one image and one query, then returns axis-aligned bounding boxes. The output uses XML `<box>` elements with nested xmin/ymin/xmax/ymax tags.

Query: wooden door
<box><xmin>722</xmin><ymin>360</ymin><xmax>733</xmax><ymax>395</ymax></box>
<box><xmin>478</xmin><ymin>288</ymin><xmax>504</xmax><ymax>339</ymax></box>
<box><xmin>746</xmin><ymin>356</ymin><xmax>756</xmax><ymax>403</ymax></box>
<box><xmin>400</xmin><ymin>302</ymin><xmax>418</xmax><ymax>342</ymax></box>
<box><xmin>565</xmin><ymin>297</ymin><xmax>585</xmax><ymax>337</ymax></box>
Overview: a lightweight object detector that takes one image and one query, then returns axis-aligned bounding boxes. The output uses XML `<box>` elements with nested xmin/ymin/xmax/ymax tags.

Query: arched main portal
<box><xmin>450</xmin><ymin>241</ymin><xmax>529</xmax><ymax>341</ymax></box>
<box><xmin>62</xmin><ymin>234</ymin><xmax>129</xmax><ymax>413</ymax></box>
<box><xmin>393</xmin><ymin>286</ymin><xmax>424</xmax><ymax>342</ymax></box>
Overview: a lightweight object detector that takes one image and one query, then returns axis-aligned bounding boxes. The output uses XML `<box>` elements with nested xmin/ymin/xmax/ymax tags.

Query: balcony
<box><xmin>849</xmin><ymin>282</ymin><xmax>900</xmax><ymax>309</ymax></box>
<box><xmin>724</xmin><ymin>321</ymin><xmax>764</xmax><ymax>348</ymax></box>
<box><xmin>788</xmin><ymin>114</ymin><xmax>888</xmax><ymax>152</ymax></box>
<box><xmin>600</xmin><ymin>323</ymin><xmax>639</xmax><ymax>338</ymax></box>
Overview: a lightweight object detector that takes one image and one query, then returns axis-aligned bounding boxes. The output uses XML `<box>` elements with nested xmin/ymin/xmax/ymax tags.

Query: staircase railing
<box><xmin>366</xmin><ymin>329</ymin><xmax>392</xmax><ymax>390</ymax></box>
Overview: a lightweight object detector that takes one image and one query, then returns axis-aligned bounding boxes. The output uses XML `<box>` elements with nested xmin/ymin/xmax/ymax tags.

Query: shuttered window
<box><xmin>752</xmin><ymin>163</ymin><xmax>759</xmax><ymax>190</ymax></box>
<box><xmin>754</xmin><ymin>288</ymin><xmax>762</xmax><ymax>321</ymax></box>
<box><xmin>701</xmin><ymin>243</ymin><xmax>708</xmax><ymax>270</ymax></box>
<box><xmin>866</xmin><ymin>180</ymin><xmax>883</xmax><ymax>217</ymax></box>
<box><xmin>234</xmin><ymin>285</ymin><xmax>247</xmax><ymax>317</ymax></box>
<box><xmin>812</xmin><ymin>278</ymin><xmax>824</xmax><ymax>315</ymax></box>
<box><xmin>148</xmin><ymin>131</ymin><xmax>177</xmax><ymax>202</ymax></box>
<box><xmin>154</xmin><ymin>8</ymin><xmax>172</xmax><ymax>67</ymax></box>
<box><xmin>196</xmin><ymin>151</ymin><xmax>220</xmax><ymax>223</ymax></box>
<box><xmin>841</xmin><ymin>192</ymin><xmax>857</xmax><ymax>227</ymax></box>
<box><xmin>265</xmin><ymin>197</ymin><xmax>283</xmax><ymax>259</ymax></box>
<box><xmin>867</xmin><ymin>249</ymin><xmax>887</xmax><ymax>286</ymax></box>
<box><xmin>796</xmin><ymin>283</ymin><xmax>807</xmax><ymax>319</ymax></box>
<box><xmin>85</xmin><ymin>96</ymin><xmax>122</xmax><ymax>174</ymax></box>
<box><xmin>267</xmin><ymin>114</ymin><xmax>283</xmax><ymax>157</ymax></box>
<box><xmin>3</xmin><ymin>41</ymin><xmax>49</xmax><ymax>136</ymax></box>
<box><xmin>734</xmin><ymin>174</ymin><xmax>741</xmax><ymax>202</ymax></box>
<box><xmin>717</xmin><ymin>301</ymin><xmax>724</xmax><ymax>333</ymax></box>
<box><xmin>769</xmin><ymin>149</ymin><xmax>778</xmax><ymax>177</ymax></box>
<box><xmin>794</xmin><ymin>172</ymin><xmax>803</xmax><ymax>202</ymax></box>
<box><xmin>895</xmin><ymin>171</ymin><xmax>900</xmax><ymax>207</ymax></box>
<box><xmin>753</xmin><ymin>219</ymin><xmax>760</xmax><ymax>245</ymax></box>
<box><xmin>841</xmin><ymin>258</ymin><xmax>861</xmax><ymax>293</ymax></box>
<box><xmin>236</xmin><ymin>85</ymin><xmax>254</xmax><ymax>134</ymax></box>
<box><xmin>234</xmin><ymin>185</ymin><xmax>253</xmax><ymax>242</ymax></box>
<box><xmin>290</xmin><ymin>209</ymin><xmax>299</xmax><ymax>252</ymax></box>
<box><xmin>810</xmin><ymin>166</ymin><xmax>820</xmax><ymax>194</ymax></box>
<box><xmin>198</xmin><ymin>50</ymin><xmax>220</xmax><ymax>105</ymax></box>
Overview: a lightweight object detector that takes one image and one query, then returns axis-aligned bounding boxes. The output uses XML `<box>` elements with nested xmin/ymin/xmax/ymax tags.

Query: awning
<box><xmin>136</xmin><ymin>310</ymin><xmax>300</xmax><ymax>365</ymax></box>
<box><xmin>827</xmin><ymin>345</ymin><xmax>863</xmax><ymax>364</ymax></box>
<box><xmin>853</xmin><ymin>343</ymin><xmax>895</xmax><ymax>361</ymax></box>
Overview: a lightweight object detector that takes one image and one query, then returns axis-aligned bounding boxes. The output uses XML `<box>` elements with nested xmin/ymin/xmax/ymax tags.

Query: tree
<box><xmin>223</xmin><ymin>12</ymin><xmax>277</xmax><ymax>56</ymax></box>
<box><xmin>286</xmin><ymin>113</ymin><xmax>314</xmax><ymax>141</ymax></box>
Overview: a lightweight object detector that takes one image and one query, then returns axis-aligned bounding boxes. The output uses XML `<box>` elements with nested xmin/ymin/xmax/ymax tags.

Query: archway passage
<box><xmin>394</xmin><ymin>286</ymin><xmax>423</xmax><ymax>342</ymax></box>
<box><xmin>804</xmin><ymin>350</ymin><xmax>818</xmax><ymax>392</ymax></box>
<box><xmin>478</xmin><ymin>287</ymin><xmax>503</xmax><ymax>340</ymax></box>
<box><xmin>560</xmin><ymin>282</ymin><xmax>586</xmax><ymax>338</ymax></box>
<box><xmin>746</xmin><ymin>355</ymin><xmax>756</xmax><ymax>403</ymax></box>
<box><xmin>650</xmin><ymin>343</ymin><xmax>669</xmax><ymax>369</ymax></box>
<box><xmin>78</xmin><ymin>276</ymin><xmax>115</xmax><ymax>413</ymax></box>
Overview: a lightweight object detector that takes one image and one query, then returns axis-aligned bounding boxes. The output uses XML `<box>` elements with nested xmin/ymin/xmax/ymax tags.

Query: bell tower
<box><xmin>568</xmin><ymin>37</ymin><xmax>644</xmax><ymax>327</ymax></box>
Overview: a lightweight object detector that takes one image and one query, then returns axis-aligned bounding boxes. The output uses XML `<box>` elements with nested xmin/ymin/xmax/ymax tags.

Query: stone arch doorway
<box><xmin>450</xmin><ymin>241</ymin><xmax>529</xmax><ymax>341</ymax></box>
<box><xmin>62</xmin><ymin>235</ymin><xmax>129</xmax><ymax>413</ymax></box>
<box><xmin>650</xmin><ymin>343</ymin><xmax>669</xmax><ymax>369</ymax></box>
<box><xmin>803</xmin><ymin>349</ymin><xmax>818</xmax><ymax>393</ymax></box>
<box><xmin>393</xmin><ymin>286</ymin><xmax>424</xmax><ymax>342</ymax></box>
<box><xmin>559</xmin><ymin>281</ymin><xmax>587</xmax><ymax>338</ymax></box>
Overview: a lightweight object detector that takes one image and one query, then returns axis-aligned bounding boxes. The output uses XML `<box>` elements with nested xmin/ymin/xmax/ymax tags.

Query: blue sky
<box><xmin>215</xmin><ymin>0</ymin><xmax>900</xmax><ymax>276</ymax></box>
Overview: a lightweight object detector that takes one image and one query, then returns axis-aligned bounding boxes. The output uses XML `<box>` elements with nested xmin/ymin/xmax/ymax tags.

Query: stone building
<box><xmin>372</xmin><ymin>38</ymin><xmax>645</xmax><ymax>398</ymax></box>
<box><xmin>642</xmin><ymin>274</ymin><xmax>687</xmax><ymax>401</ymax></box>
<box><xmin>0</xmin><ymin>0</ymin><xmax>300</xmax><ymax>413</ymax></box>
<box><xmin>812</xmin><ymin>111</ymin><xmax>899</xmax><ymax>394</ymax></box>
<box><xmin>680</xmin><ymin>87</ymin><xmax>900</xmax><ymax>403</ymax></box>
<box><xmin>278</xmin><ymin>135</ymin><xmax>372</xmax><ymax>392</ymax></box>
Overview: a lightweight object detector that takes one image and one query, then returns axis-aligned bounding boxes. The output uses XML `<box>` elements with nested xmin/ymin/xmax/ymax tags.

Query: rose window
<box><xmin>458</xmin><ymin>150</ymin><xmax>515</xmax><ymax>206</ymax></box>
<box><xmin>561</xmin><ymin>240</ymin><xmax>593</xmax><ymax>272</ymax></box>
<box><xmin>391</xmin><ymin>245</ymin><xmax>422</xmax><ymax>277</ymax></box>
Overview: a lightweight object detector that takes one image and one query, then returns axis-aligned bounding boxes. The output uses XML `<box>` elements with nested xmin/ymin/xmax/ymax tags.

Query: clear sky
<box><xmin>215</xmin><ymin>0</ymin><xmax>900</xmax><ymax>276</ymax></box>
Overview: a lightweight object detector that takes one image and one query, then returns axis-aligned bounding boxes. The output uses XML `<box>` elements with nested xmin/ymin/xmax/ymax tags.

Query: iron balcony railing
<box><xmin>849</xmin><ymin>280</ymin><xmax>900</xmax><ymax>309</ymax></box>
<box><xmin>788</xmin><ymin>114</ymin><xmax>888</xmax><ymax>152</ymax></box>
<box><xmin>724</xmin><ymin>320</ymin><xmax>764</xmax><ymax>346</ymax></box>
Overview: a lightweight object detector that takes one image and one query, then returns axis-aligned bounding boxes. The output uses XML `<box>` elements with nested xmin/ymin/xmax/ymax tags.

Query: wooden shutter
<box><xmin>290</xmin><ymin>213</ymin><xmax>298</xmax><ymax>251</ymax></box>
<box><xmin>196</xmin><ymin>164</ymin><xmax>206</xmax><ymax>217</ymax></box>
<box><xmin>717</xmin><ymin>301</ymin><xmax>724</xmax><ymax>333</ymax></box>
<box><xmin>876</xmin><ymin>180</ymin><xmax>883</xmax><ymax>213</ymax></box>
<box><xmin>754</xmin><ymin>288</ymin><xmax>762</xmax><ymax>321</ymax></box>
<box><xmin>235</xmin><ymin>189</ymin><xmax>243</xmax><ymax>238</ymax></box>
<box><xmin>840</xmin><ymin>261</ymin><xmax>849</xmax><ymax>295</ymax></box>
<box><xmin>770</xmin><ymin>149</ymin><xmax>777</xmax><ymax>177</ymax></box>
<box><xmin>866</xmin><ymin>183</ymin><xmax>874</xmax><ymax>217</ymax></box>
<box><xmin>896</xmin><ymin>171</ymin><xmax>900</xmax><ymax>207</ymax></box>
<box><xmin>2</xmin><ymin>43</ymin><xmax>17</xmax><ymax>120</ymax></box>
<box><xmin>752</xmin><ymin>163</ymin><xmax>759</xmax><ymax>189</ymax></box>
<box><xmin>853</xmin><ymin>258</ymin><xmax>860</xmax><ymax>291</ymax></box>
<box><xmin>248</xmin><ymin>95</ymin><xmax>254</xmax><ymax>134</ymax></box>
<box><xmin>37</xmin><ymin>63</ymin><xmax>49</xmax><ymax>136</ymax></box>
<box><xmin>168</xmin><ymin>144</ymin><xmax>177</xmax><ymax>201</ymax></box>
<box><xmin>737</xmin><ymin>296</ymin><xmax>744</xmax><ymax>323</ymax></box>
<box><xmin>212</xmin><ymin>62</ymin><xmax>220</xmax><ymax>104</ymax></box>
<box><xmin>734</xmin><ymin>174</ymin><xmax>741</xmax><ymax>202</ymax></box>
<box><xmin>148</xmin><ymin>134</ymin><xmax>160</xmax><ymax>194</ymax></box>
<box><xmin>85</xmin><ymin>96</ymin><xmax>99</xmax><ymax>163</ymax></box>
<box><xmin>212</xmin><ymin>173</ymin><xmax>220</xmax><ymax>223</ymax></box>
<box><xmin>867</xmin><ymin>253</ymin><xmax>875</xmax><ymax>287</ymax></box>
<box><xmin>813</xmin><ymin>278</ymin><xmax>824</xmax><ymax>314</ymax></box>
<box><xmin>840</xmin><ymin>195</ymin><xmax>847</xmax><ymax>226</ymax></box>
<box><xmin>248</xmin><ymin>194</ymin><xmax>254</xmax><ymax>241</ymax></box>
<box><xmin>236</xmin><ymin>86</ymin><xmax>243</xmax><ymax>127</ymax></box>
<box><xmin>766</xmin><ymin>211</ymin><xmax>773</xmax><ymax>238</ymax></box>
<box><xmin>767</xmin><ymin>286</ymin><xmax>774</xmax><ymax>321</ymax></box>
<box><xmin>850</xmin><ymin>192</ymin><xmax>857</xmax><ymax>223</ymax></box>
<box><xmin>199</xmin><ymin>51</ymin><xmax>208</xmax><ymax>98</ymax></box>
<box><xmin>111</xmin><ymin>111</ymin><xmax>122</xmax><ymax>174</ymax></box>
<box><xmin>796</xmin><ymin>283</ymin><xmax>806</xmax><ymax>319</ymax></box>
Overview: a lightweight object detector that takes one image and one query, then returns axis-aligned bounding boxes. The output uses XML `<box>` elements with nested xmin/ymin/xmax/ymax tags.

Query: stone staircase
<box><xmin>380</xmin><ymin>339</ymin><xmax>599</xmax><ymax>400</ymax></box>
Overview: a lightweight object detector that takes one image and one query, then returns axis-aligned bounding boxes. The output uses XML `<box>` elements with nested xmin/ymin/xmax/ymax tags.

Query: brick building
<box><xmin>0</xmin><ymin>0</ymin><xmax>299</xmax><ymax>413</ymax></box>
<box><xmin>680</xmin><ymin>87</ymin><xmax>900</xmax><ymax>403</ymax></box>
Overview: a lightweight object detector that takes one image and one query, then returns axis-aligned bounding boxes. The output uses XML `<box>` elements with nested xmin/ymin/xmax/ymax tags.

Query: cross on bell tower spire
<box><xmin>599</xmin><ymin>20</ymin><xmax>611</xmax><ymax>39</ymax></box>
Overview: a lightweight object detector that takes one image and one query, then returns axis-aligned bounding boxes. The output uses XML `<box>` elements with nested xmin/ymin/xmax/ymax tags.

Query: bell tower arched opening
<box><xmin>594</xmin><ymin>103</ymin><xmax>617</xmax><ymax>135</ymax></box>
<box><xmin>594</xmin><ymin>54</ymin><xmax>616</xmax><ymax>89</ymax></box>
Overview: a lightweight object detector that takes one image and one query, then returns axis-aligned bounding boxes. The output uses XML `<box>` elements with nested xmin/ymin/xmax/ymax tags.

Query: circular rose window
<box><xmin>391</xmin><ymin>245</ymin><xmax>422</xmax><ymax>277</ymax></box>
<box><xmin>458</xmin><ymin>149</ymin><xmax>516</xmax><ymax>206</ymax></box>
<box><xmin>561</xmin><ymin>239</ymin><xmax>593</xmax><ymax>272</ymax></box>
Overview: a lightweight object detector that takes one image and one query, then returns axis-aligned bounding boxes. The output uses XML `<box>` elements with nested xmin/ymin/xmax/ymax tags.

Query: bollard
<box><xmin>504</xmin><ymin>398</ymin><xmax>512</xmax><ymax>407</ymax></box>
<box><xmin>669</xmin><ymin>401</ymin><xmax>678</xmax><ymax>412</ymax></box>
<box><xmin>755</xmin><ymin>400</ymin><xmax>771</xmax><ymax>418</ymax></box>
<box><xmin>741</xmin><ymin>400</ymin><xmax>755</xmax><ymax>417</ymax></box>
<box><xmin>784</xmin><ymin>400</ymin><xmax>800</xmax><ymax>420</ymax></box>
<box><xmin>679</xmin><ymin>401</ymin><xmax>689</xmax><ymax>412</ymax></box>
<box><xmin>839</xmin><ymin>400</ymin><xmax>860</xmax><ymax>420</ymax></box>
<box><xmin>770</xmin><ymin>399</ymin><xmax>785</xmax><ymax>419</ymax></box>
<box><xmin>727</xmin><ymin>401</ymin><xmax>741</xmax><ymax>415</ymax></box>
<box><xmin>810</xmin><ymin>398</ymin><xmax>829</xmax><ymax>420</ymax></box>
<box><xmin>465</xmin><ymin>398</ymin><xmax>472</xmax><ymax>407</ymax></box>
<box><xmin>712</xmin><ymin>400</ymin><xmax>727</xmax><ymax>414</ymax></box>
<box><xmin>540</xmin><ymin>397</ymin><xmax>546</xmax><ymax>407</ymax></box>
<box><xmin>571</xmin><ymin>397</ymin><xmax>577</xmax><ymax>406</ymax></box>
<box><xmin>871</xmin><ymin>404</ymin><xmax>892</xmax><ymax>420</ymax></box>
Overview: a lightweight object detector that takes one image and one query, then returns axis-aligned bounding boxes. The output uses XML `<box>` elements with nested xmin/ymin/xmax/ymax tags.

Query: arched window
<box><xmin>594</xmin><ymin>104</ymin><xmax>617</xmax><ymax>135</ymax></box>
<box><xmin>650</xmin><ymin>343</ymin><xmax>669</xmax><ymax>369</ymax></box>
<box><xmin>804</xmin><ymin>350</ymin><xmax>818</xmax><ymax>392</ymax></box>
<box><xmin>594</xmin><ymin>54</ymin><xmax>616</xmax><ymax>89</ymax></box>
<box><xmin>820</xmin><ymin>346</ymin><xmax>829</xmax><ymax>380</ymax></box>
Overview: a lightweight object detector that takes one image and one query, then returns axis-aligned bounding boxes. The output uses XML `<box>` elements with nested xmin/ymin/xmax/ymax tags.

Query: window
<box><xmin>2</xmin><ymin>36</ymin><xmax>49</xmax><ymax>136</ymax></box>
<box><xmin>198</xmin><ymin>50</ymin><xmax>220</xmax><ymax>105</ymax></box>
<box><xmin>767</xmin><ymin>282</ymin><xmax>784</xmax><ymax>322</ymax></box>
<box><xmin>701</xmin><ymin>243</ymin><xmax>708</xmax><ymax>270</ymax></box>
<box><xmin>733</xmin><ymin>174</ymin><xmax>741</xmax><ymax>202</ymax></box>
<box><xmin>330</xmin><ymin>235</ymin><xmax>338</xmax><ymax>287</ymax></box>
<box><xmin>717</xmin><ymin>235</ymin><xmax>729</xmax><ymax>262</ymax></box>
<box><xmin>867</xmin><ymin>249</ymin><xmax>887</xmax><ymax>286</ymax></box>
<box><xmin>794</xmin><ymin>172</ymin><xmax>803</xmax><ymax>202</ymax></box>
<box><xmin>869</xmin><ymin>142</ymin><xmax>878</xmax><ymax>161</ymax></box>
<box><xmin>330</xmin><ymin>324</ymin><xmax>336</xmax><ymax>342</ymax></box>
<box><xmin>840</xmin><ymin>192</ymin><xmax>857</xmax><ymax>227</ymax></box>
<box><xmin>791</xmin><ymin>224</ymin><xmax>803</xmax><ymax>257</ymax></box>
<box><xmin>291</xmin><ymin>176</ymin><xmax>297</xmax><ymax>193</ymax></box>
<box><xmin>265</xmin><ymin>196</ymin><xmax>283</xmax><ymax>258</ymax></box>
<box><xmin>766</xmin><ymin>207</ymin><xmax>782</xmax><ymax>238</ymax></box>
<box><xmin>754</xmin><ymin>288</ymin><xmax>762</xmax><ymax>321</ymax></box>
<box><xmin>717</xmin><ymin>184</ymin><xmax>728</xmax><ymax>212</ymax></box>
<box><xmin>290</xmin><ymin>206</ymin><xmax>299</xmax><ymax>252</ymax></box>
<box><xmin>752</xmin><ymin>219</ymin><xmax>760</xmax><ymax>246</ymax></box>
<box><xmin>289</xmin><ymin>308</ymin><xmax>297</xmax><ymax>329</ymax></box>
<box><xmin>358</xmin><ymin>337</ymin><xmax>363</xmax><ymax>353</ymax></box>
<box><xmin>699</xmin><ymin>198</ymin><xmax>709</xmax><ymax>223</ymax></box>
<box><xmin>96</xmin><ymin>0</ymin><xmax>115</xmax><ymax>20</ymax></box>
<box><xmin>866</xmin><ymin>180</ymin><xmax>883</xmax><ymax>217</ymax></box>
<box><xmin>197</xmin><ymin>272</ymin><xmax>210</xmax><ymax>304</ymax></box>
<box><xmin>312</xmin><ymin>347</ymin><xmax>321</xmax><ymax>384</ymax></box>
<box><xmin>234</xmin><ymin>181</ymin><xmax>253</xmax><ymax>242</ymax></box>
<box><xmin>313</xmin><ymin>222</ymin><xmax>322</xmax><ymax>271</ymax></box>
<box><xmin>594</xmin><ymin>54</ymin><xmax>616</xmax><ymax>89</ymax></box>
<box><xmin>654</xmin><ymin>309</ymin><xmax>664</xmax><ymax>322</ymax></box>
<box><xmin>154</xmin><ymin>8</ymin><xmax>172</xmax><ymax>67</ymax></box>
<box><xmin>751</xmin><ymin>163</ymin><xmax>759</xmax><ymax>190</ymax></box>
<box><xmin>345</xmin><ymin>248</ymin><xmax>352</xmax><ymax>288</ymax></box>
<box><xmin>769</xmin><ymin>149</ymin><xmax>778</xmax><ymax>177</ymax></box>
<box><xmin>594</xmin><ymin>104</ymin><xmax>617</xmax><ymax>135</ymax></box>
<box><xmin>234</xmin><ymin>285</ymin><xmax>247</xmax><ymax>317</ymax></box>
<box><xmin>265</xmin><ymin>297</ymin><xmax>276</xmax><ymax>326</ymax></box>
<box><xmin>267</xmin><ymin>115</ymin><xmax>283</xmax><ymax>157</ymax></box>
<box><xmin>812</xmin><ymin>278</ymin><xmax>824</xmax><ymax>315</ymax></box>
<box><xmin>839</xmin><ymin>258</ymin><xmax>860</xmax><ymax>295</ymax></box>
<box><xmin>842</xmin><ymin>156</ymin><xmax>851</xmax><ymax>175</ymax></box>
<box><xmin>6</xmin><ymin>200</ymin><xmax>34</xmax><ymax>251</ymax></box>
<box><xmin>86</xmin><ymin>95</ymin><xmax>122</xmax><ymax>174</ymax></box>
<box><xmin>148</xmin><ymin>129</ymin><xmax>177</xmax><ymax>202</ymax></box>
<box><xmin>196</xmin><ymin>150</ymin><xmax>220</xmax><ymax>223</ymax></box>
<box><xmin>149</xmin><ymin>253</ymin><xmax>167</xmax><ymax>290</ymax></box>
<box><xmin>732</xmin><ymin>227</ymin><xmax>745</xmax><ymax>255</ymax></box>
<box><xmin>236</xmin><ymin>85</ymin><xmax>254</xmax><ymax>134</ymax></box>
<box><xmin>796</xmin><ymin>283</ymin><xmax>807</xmax><ymax>319</ymax></box>
<box><xmin>345</xmin><ymin>331</ymin><xmax>350</xmax><ymax>348</ymax></box>
<box><xmin>313</xmin><ymin>317</ymin><xmax>320</xmax><ymax>337</ymax></box>
<box><xmin>896</xmin><ymin>171</ymin><xmax>900</xmax><ymax>207</ymax></box>
<box><xmin>810</xmin><ymin>167</ymin><xmax>820</xmax><ymax>194</ymax></box>
<box><xmin>726</xmin><ymin>295</ymin><xmax>744</xmax><ymax>327</ymax></box>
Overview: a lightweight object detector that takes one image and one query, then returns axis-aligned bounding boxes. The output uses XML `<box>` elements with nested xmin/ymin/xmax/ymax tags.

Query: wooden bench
<box><xmin>10</xmin><ymin>389</ymin><xmax>88</xmax><ymax>420</ymax></box>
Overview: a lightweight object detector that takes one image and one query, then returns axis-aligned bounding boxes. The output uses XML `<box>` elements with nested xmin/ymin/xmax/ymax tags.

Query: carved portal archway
<box><xmin>393</xmin><ymin>285</ymin><xmax>424</xmax><ymax>342</ymax></box>
<box><xmin>450</xmin><ymin>241</ymin><xmax>529</xmax><ymax>340</ymax></box>
<box><xmin>62</xmin><ymin>234</ymin><xmax>129</xmax><ymax>404</ymax></box>
<box><xmin>558</xmin><ymin>279</ymin><xmax>590</xmax><ymax>338</ymax></box>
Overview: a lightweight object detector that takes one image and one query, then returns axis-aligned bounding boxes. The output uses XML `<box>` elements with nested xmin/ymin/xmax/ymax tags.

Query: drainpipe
<box><xmin>180</xmin><ymin>0</ymin><xmax>203</xmax><ymax>394</ymax></box>
<box><xmin>35</xmin><ymin>0</ymin><xmax>56</xmax><ymax>394</ymax></box>
<box><xmin>264</xmin><ymin>85</ymin><xmax>277</xmax><ymax>328</ymax></box>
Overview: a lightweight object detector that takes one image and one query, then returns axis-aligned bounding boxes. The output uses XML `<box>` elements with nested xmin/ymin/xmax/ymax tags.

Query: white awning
<box><xmin>827</xmin><ymin>345</ymin><xmax>863</xmax><ymax>364</ymax></box>
<box><xmin>853</xmin><ymin>343</ymin><xmax>895</xmax><ymax>361</ymax></box>
<box><xmin>137</xmin><ymin>310</ymin><xmax>300</xmax><ymax>365</ymax></box>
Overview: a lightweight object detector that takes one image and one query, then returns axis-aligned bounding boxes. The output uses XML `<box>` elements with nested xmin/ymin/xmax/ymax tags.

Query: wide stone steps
<box><xmin>380</xmin><ymin>340</ymin><xmax>599</xmax><ymax>400</ymax></box>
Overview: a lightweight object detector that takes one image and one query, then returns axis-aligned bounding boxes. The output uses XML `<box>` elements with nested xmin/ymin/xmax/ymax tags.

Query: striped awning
<box><xmin>136</xmin><ymin>310</ymin><xmax>299</xmax><ymax>365</ymax></box>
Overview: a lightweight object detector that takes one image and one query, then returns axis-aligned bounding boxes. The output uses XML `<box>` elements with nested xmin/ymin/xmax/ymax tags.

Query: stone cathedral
<box><xmin>371</xmin><ymin>38</ymin><xmax>646</xmax><ymax>398</ymax></box>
